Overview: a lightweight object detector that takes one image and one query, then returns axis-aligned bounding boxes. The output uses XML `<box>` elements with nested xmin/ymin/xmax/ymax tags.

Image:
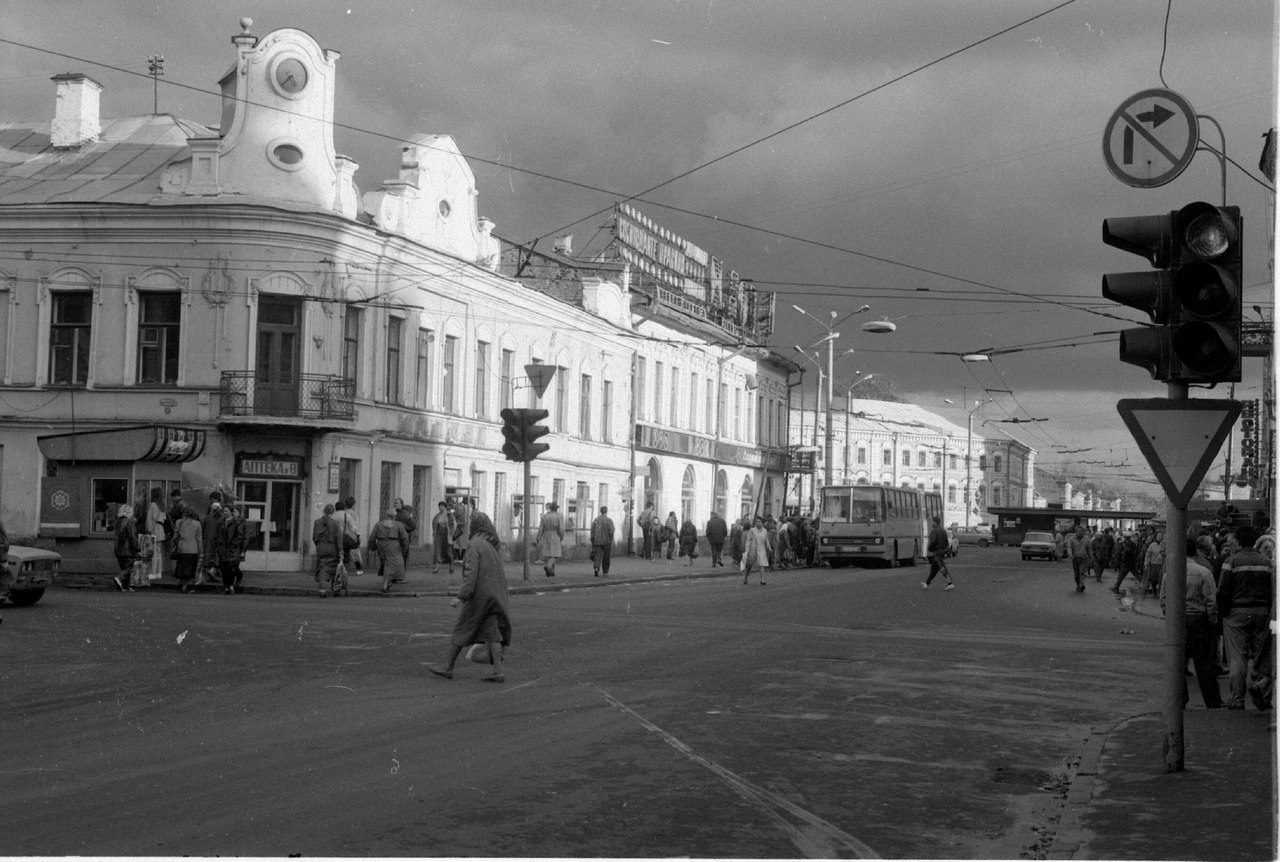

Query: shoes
<box><xmin>482</xmin><ymin>671</ymin><xmax>506</xmax><ymax>683</ymax></box>
<box><xmin>319</xmin><ymin>591</ymin><xmax>329</xmax><ymax>598</ymax></box>
<box><xmin>593</xmin><ymin>569</ymin><xmax>600</xmax><ymax>577</ymax></box>
<box><xmin>1076</xmin><ymin>584</ymin><xmax>1086</xmax><ymax>592</ymax></box>
<box><xmin>945</xmin><ymin>583</ymin><xmax>956</xmax><ymax>591</ymax></box>
<box><xmin>381</xmin><ymin>582</ymin><xmax>390</xmax><ymax>593</ymax></box>
<box><xmin>424</xmin><ymin>663</ymin><xmax>454</xmax><ymax>680</ymax></box>
<box><xmin>760</xmin><ymin>580</ymin><xmax>766</xmax><ymax>585</ymax></box>
<box><xmin>743</xmin><ymin>577</ymin><xmax>748</xmax><ymax>585</ymax></box>
<box><xmin>224</xmin><ymin>587</ymin><xmax>233</xmax><ymax>594</ymax></box>
<box><xmin>1249</xmin><ymin>684</ymin><xmax>1272</xmax><ymax>711</ymax></box>
<box><xmin>113</xmin><ymin>577</ymin><xmax>124</xmax><ymax>592</ymax></box>
<box><xmin>920</xmin><ymin>582</ymin><xmax>929</xmax><ymax>589</ymax></box>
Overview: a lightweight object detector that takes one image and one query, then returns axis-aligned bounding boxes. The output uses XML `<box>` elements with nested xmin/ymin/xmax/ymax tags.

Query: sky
<box><xmin>0</xmin><ymin>0</ymin><xmax>1275</xmax><ymax>501</ymax></box>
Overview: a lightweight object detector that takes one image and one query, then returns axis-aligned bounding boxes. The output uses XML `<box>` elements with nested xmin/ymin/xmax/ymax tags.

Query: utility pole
<box><xmin>148</xmin><ymin>55</ymin><xmax>164</xmax><ymax>115</ymax></box>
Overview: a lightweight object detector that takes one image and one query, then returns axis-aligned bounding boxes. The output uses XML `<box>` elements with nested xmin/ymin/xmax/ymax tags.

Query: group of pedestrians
<box><xmin>111</xmin><ymin>488</ymin><xmax>248</xmax><ymax>594</ymax></box>
<box><xmin>312</xmin><ymin>496</ymin><xmax>421</xmax><ymax>597</ymax></box>
<box><xmin>633</xmin><ymin>503</ymin><xmax>820</xmax><ymax>573</ymax></box>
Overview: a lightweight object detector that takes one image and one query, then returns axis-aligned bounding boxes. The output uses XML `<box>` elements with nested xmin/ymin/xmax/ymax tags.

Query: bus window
<box><xmin>821</xmin><ymin>489</ymin><xmax>851</xmax><ymax>522</ymax></box>
<box><xmin>849</xmin><ymin>486</ymin><xmax>885</xmax><ymax>522</ymax></box>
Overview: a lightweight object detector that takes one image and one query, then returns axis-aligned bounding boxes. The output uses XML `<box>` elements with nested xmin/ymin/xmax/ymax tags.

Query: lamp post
<box><xmin>946</xmin><ymin>397</ymin><xmax>993</xmax><ymax>527</ymax></box>
<box><xmin>793</xmin><ymin>304</ymin><xmax>888</xmax><ymax>487</ymax></box>
<box><xmin>793</xmin><ymin>347</ymin><xmax>824</xmax><ymax>510</ymax></box>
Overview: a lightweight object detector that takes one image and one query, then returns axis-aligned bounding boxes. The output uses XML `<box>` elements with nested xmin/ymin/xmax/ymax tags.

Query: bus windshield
<box><xmin>822</xmin><ymin>487</ymin><xmax>884</xmax><ymax>523</ymax></box>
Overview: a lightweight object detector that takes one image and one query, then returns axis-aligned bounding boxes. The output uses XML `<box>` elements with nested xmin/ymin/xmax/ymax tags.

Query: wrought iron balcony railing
<box><xmin>219</xmin><ymin>372</ymin><xmax>355</xmax><ymax>421</ymax></box>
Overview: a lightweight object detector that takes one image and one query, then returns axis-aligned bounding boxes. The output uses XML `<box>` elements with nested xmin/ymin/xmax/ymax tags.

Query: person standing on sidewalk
<box><xmin>536</xmin><ymin>501</ymin><xmax>564</xmax><ymax>578</ymax></box>
<box><xmin>1067</xmin><ymin>525</ymin><xmax>1090</xmax><ymax>593</ymax></box>
<box><xmin>705</xmin><ymin>511</ymin><xmax>728</xmax><ymax>567</ymax></box>
<box><xmin>215</xmin><ymin>506</ymin><xmax>247</xmax><ymax>594</ymax></box>
<box><xmin>741</xmin><ymin>515</ymin><xmax>772</xmax><ymax>586</ymax></box>
<box><xmin>426</xmin><ymin>512</ymin><xmax>511</xmax><ymax>684</ymax></box>
<box><xmin>590</xmin><ymin>506</ymin><xmax>615</xmax><ymax>577</ymax></box>
<box><xmin>1217</xmin><ymin>525</ymin><xmax>1275</xmax><ymax>711</ymax></box>
<box><xmin>678</xmin><ymin>517</ymin><xmax>699</xmax><ymax>566</ymax></box>
<box><xmin>113</xmin><ymin>504</ymin><xmax>140</xmax><ymax>591</ymax></box>
<box><xmin>729</xmin><ymin>516</ymin><xmax>746</xmax><ymax>569</ymax></box>
<box><xmin>1161</xmin><ymin>538</ymin><xmax>1224</xmax><ymax>709</ymax></box>
<box><xmin>312</xmin><ymin>503</ymin><xmax>343</xmax><ymax>598</ymax></box>
<box><xmin>431</xmin><ymin>502</ymin><xmax>455</xmax><ymax>575</ymax></box>
<box><xmin>922</xmin><ymin>515</ymin><xmax>956</xmax><ymax>590</ymax></box>
<box><xmin>638</xmin><ymin>503</ymin><xmax>656</xmax><ymax>560</ymax></box>
<box><xmin>171</xmin><ymin>507</ymin><xmax>202</xmax><ymax>593</ymax></box>
<box><xmin>663</xmin><ymin>511</ymin><xmax>679</xmax><ymax>562</ymax></box>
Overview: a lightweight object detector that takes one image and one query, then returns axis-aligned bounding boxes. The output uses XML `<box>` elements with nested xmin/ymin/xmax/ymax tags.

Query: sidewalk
<box><xmin>58</xmin><ymin>554</ymin><xmax>1278</xmax><ymax>859</ymax></box>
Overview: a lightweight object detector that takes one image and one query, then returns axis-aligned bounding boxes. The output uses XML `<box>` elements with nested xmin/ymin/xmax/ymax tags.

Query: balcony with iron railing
<box><xmin>218</xmin><ymin>372</ymin><xmax>356</xmax><ymax>423</ymax></box>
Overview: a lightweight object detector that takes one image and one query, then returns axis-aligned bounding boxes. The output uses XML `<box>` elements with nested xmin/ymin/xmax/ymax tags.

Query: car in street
<box><xmin>1020</xmin><ymin>531</ymin><xmax>1059</xmax><ymax>561</ymax></box>
<box><xmin>953</xmin><ymin>525</ymin><xmax>993</xmax><ymax>548</ymax></box>
<box><xmin>2</xmin><ymin>545</ymin><xmax>60</xmax><ymax>606</ymax></box>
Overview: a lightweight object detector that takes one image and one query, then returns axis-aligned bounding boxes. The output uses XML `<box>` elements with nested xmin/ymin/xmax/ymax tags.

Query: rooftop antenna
<box><xmin>147</xmin><ymin>54</ymin><xmax>165</xmax><ymax>114</ymax></box>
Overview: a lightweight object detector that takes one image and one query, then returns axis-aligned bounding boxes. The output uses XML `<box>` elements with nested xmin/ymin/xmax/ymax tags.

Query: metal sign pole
<box><xmin>1163</xmin><ymin>381</ymin><xmax>1189</xmax><ymax>773</ymax></box>
<box><xmin>522</xmin><ymin>458</ymin><xmax>532</xmax><ymax>582</ymax></box>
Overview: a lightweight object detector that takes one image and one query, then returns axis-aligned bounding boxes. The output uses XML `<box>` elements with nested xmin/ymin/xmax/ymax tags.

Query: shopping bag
<box><xmin>130</xmin><ymin>560</ymin><xmax>150</xmax><ymax>588</ymax></box>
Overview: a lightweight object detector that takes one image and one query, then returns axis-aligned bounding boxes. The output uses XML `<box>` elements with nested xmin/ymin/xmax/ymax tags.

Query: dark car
<box><xmin>1020</xmin><ymin>531</ymin><xmax>1059</xmax><ymax>561</ymax></box>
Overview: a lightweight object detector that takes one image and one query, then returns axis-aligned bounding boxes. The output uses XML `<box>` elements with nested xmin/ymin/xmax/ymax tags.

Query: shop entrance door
<box><xmin>255</xmin><ymin>297</ymin><xmax>300</xmax><ymax>416</ymax></box>
<box><xmin>237</xmin><ymin>479</ymin><xmax>301</xmax><ymax>572</ymax></box>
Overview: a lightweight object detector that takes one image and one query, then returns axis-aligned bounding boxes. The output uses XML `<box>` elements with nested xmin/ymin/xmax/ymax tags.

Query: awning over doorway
<box><xmin>37</xmin><ymin>425</ymin><xmax>207</xmax><ymax>463</ymax></box>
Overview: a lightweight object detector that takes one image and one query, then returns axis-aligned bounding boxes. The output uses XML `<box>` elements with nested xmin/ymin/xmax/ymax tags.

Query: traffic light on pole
<box><xmin>499</xmin><ymin>407</ymin><xmax>551</xmax><ymax>462</ymax></box>
<box><xmin>1102</xmin><ymin>201</ymin><xmax>1242</xmax><ymax>383</ymax></box>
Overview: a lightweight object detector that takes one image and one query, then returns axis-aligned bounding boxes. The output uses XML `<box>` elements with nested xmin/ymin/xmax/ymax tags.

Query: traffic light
<box><xmin>499</xmin><ymin>407</ymin><xmax>551</xmax><ymax>462</ymax></box>
<box><xmin>1102</xmin><ymin>201</ymin><xmax>1242</xmax><ymax>383</ymax></box>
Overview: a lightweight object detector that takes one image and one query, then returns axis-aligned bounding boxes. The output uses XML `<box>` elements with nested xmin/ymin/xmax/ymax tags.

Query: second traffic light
<box><xmin>1102</xmin><ymin>201</ymin><xmax>1242</xmax><ymax>383</ymax></box>
<box><xmin>500</xmin><ymin>407</ymin><xmax>551</xmax><ymax>462</ymax></box>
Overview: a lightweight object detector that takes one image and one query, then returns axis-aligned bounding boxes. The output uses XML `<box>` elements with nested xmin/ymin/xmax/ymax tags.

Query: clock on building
<box><xmin>272</xmin><ymin>56</ymin><xmax>308</xmax><ymax>94</ymax></box>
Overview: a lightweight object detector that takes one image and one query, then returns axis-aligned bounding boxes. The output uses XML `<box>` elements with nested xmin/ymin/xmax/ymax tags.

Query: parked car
<box><xmin>1020</xmin><ymin>531</ymin><xmax>1059</xmax><ymax>561</ymax></box>
<box><xmin>953</xmin><ymin>526</ymin><xmax>992</xmax><ymax>548</ymax></box>
<box><xmin>2</xmin><ymin>545</ymin><xmax>60</xmax><ymax>606</ymax></box>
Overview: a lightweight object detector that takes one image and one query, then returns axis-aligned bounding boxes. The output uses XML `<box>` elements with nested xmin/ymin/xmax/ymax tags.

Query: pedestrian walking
<box><xmin>705</xmin><ymin>511</ymin><xmax>728</xmax><ymax>567</ymax></box>
<box><xmin>368</xmin><ymin>507</ymin><xmax>410</xmax><ymax>593</ymax></box>
<box><xmin>1111</xmin><ymin>531</ymin><xmax>1142</xmax><ymax>594</ymax></box>
<box><xmin>394</xmin><ymin>498</ymin><xmax>417</xmax><ymax>567</ymax></box>
<box><xmin>113</xmin><ymin>503</ymin><xmax>140</xmax><ymax>591</ymax></box>
<box><xmin>431</xmin><ymin>501</ymin><xmax>455</xmax><ymax>574</ymax></box>
<box><xmin>339</xmin><ymin>496</ymin><xmax>364</xmax><ymax>575</ymax></box>
<box><xmin>1092</xmin><ymin>528</ymin><xmax>1115</xmax><ymax>583</ymax></box>
<box><xmin>536</xmin><ymin>501</ymin><xmax>564</xmax><ymax>578</ymax></box>
<box><xmin>678</xmin><ymin>517</ymin><xmax>699</xmax><ymax>565</ymax></box>
<box><xmin>0</xmin><ymin>518</ymin><xmax>10</xmax><ymax>609</ymax></box>
<box><xmin>451</xmin><ymin>498</ymin><xmax>471</xmax><ymax>566</ymax></box>
<box><xmin>171</xmin><ymin>506</ymin><xmax>202</xmax><ymax>593</ymax></box>
<box><xmin>1141</xmin><ymin>532</ymin><xmax>1165</xmax><ymax>597</ymax></box>
<box><xmin>741</xmin><ymin>515</ymin><xmax>772</xmax><ymax>585</ymax></box>
<box><xmin>1217</xmin><ymin>525</ymin><xmax>1275</xmax><ymax>711</ymax></box>
<box><xmin>590</xmin><ymin>506</ymin><xmax>615</xmax><ymax>577</ymax></box>
<box><xmin>1066</xmin><ymin>525</ymin><xmax>1090</xmax><ymax>592</ymax></box>
<box><xmin>1160</xmin><ymin>538</ymin><xmax>1224</xmax><ymax>709</ymax></box>
<box><xmin>425</xmin><ymin>512</ymin><xmax>512</xmax><ymax>683</ymax></box>
<box><xmin>922</xmin><ymin>515</ymin><xmax>956</xmax><ymax>590</ymax></box>
<box><xmin>312</xmin><ymin>503</ymin><xmax>344</xmax><ymax>598</ymax></box>
<box><xmin>729</xmin><ymin>517</ymin><xmax>746</xmax><ymax>569</ymax></box>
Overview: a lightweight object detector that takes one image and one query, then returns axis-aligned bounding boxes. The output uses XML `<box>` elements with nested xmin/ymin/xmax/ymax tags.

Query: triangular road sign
<box><xmin>524</xmin><ymin>363</ymin><xmax>556</xmax><ymax>398</ymax></box>
<box><xmin>1117</xmin><ymin>398</ymin><xmax>1241</xmax><ymax>509</ymax></box>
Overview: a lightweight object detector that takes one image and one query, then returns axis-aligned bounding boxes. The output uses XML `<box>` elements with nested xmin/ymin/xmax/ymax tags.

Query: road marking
<box><xmin>591</xmin><ymin>684</ymin><xmax>880</xmax><ymax>859</ymax></box>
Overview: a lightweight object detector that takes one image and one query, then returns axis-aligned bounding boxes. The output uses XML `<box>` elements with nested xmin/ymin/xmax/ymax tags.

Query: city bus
<box><xmin>817</xmin><ymin>484</ymin><xmax>938</xmax><ymax>567</ymax></box>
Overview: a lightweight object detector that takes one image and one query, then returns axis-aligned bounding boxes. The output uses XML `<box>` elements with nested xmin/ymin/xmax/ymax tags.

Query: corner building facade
<box><xmin>0</xmin><ymin>23</ymin><xmax>792</xmax><ymax>573</ymax></box>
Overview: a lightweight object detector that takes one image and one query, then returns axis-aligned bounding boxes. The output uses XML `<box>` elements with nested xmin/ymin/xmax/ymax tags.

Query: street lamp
<box><xmin>792</xmin><ymin>304</ymin><xmax>889</xmax><ymax>487</ymax></box>
<box><xmin>945</xmin><ymin>397</ymin><xmax>994</xmax><ymax>527</ymax></box>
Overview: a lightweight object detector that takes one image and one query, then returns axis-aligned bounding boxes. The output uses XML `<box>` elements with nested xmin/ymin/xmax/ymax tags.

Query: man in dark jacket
<box><xmin>394</xmin><ymin>498</ymin><xmax>417</xmax><ymax>566</ymax></box>
<box><xmin>312</xmin><ymin>503</ymin><xmax>344</xmax><ymax>598</ymax></box>
<box><xmin>1217</xmin><ymin>525</ymin><xmax>1275</xmax><ymax>710</ymax></box>
<box><xmin>922</xmin><ymin>515</ymin><xmax>955</xmax><ymax>590</ymax></box>
<box><xmin>705</xmin><ymin>511</ymin><xmax>728</xmax><ymax>567</ymax></box>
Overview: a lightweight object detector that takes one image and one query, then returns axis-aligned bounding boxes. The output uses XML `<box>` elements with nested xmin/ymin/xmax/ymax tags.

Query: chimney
<box><xmin>553</xmin><ymin>234</ymin><xmax>573</xmax><ymax>256</ymax></box>
<box><xmin>51</xmin><ymin>73</ymin><xmax>103</xmax><ymax>148</ymax></box>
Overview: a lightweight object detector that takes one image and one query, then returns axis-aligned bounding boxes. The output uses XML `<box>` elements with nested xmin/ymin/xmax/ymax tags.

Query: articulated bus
<box><xmin>817</xmin><ymin>484</ymin><xmax>942</xmax><ymax>567</ymax></box>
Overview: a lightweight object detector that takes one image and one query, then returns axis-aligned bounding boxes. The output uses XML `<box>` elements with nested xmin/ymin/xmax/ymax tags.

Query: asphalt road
<box><xmin>2</xmin><ymin>550</ymin><xmax>1166</xmax><ymax>858</ymax></box>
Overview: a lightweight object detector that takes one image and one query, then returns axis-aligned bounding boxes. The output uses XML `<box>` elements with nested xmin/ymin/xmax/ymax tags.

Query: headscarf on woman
<box><xmin>470</xmin><ymin>511</ymin><xmax>501</xmax><ymax>552</ymax></box>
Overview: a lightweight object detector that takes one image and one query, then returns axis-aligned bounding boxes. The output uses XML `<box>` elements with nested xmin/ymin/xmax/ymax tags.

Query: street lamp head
<box><xmin>862</xmin><ymin>319</ymin><xmax>896</xmax><ymax>333</ymax></box>
<box><xmin>791</xmin><ymin>304</ymin><xmax>807</xmax><ymax>316</ymax></box>
<box><xmin>961</xmin><ymin>353</ymin><xmax>990</xmax><ymax>362</ymax></box>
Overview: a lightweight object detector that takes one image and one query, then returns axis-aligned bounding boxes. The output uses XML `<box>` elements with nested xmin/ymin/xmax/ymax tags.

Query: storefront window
<box><xmin>91</xmin><ymin>478</ymin><xmax>128</xmax><ymax>533</ymax></box>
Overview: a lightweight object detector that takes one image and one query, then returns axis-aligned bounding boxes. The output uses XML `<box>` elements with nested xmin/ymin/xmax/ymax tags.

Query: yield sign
<box><xmin>1117</xmin><ymin>398</ymin><xmax>1241</xmax><ymax>508</ymax></box>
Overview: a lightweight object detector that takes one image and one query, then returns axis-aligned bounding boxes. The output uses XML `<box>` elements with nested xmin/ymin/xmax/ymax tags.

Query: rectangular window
<box><xmin>602</xmin><ymin>380</ymin><xmax>614</xmax><ymax>442</ymax></box>
<box><xmin>412</xmin><ymin>465</ymin><xmax>429</xmax><ymax>544</ymax></box>
<box><xmin>669</xmin><ymin>365</ymin><xmax>680</xmax><ymax>428</ymax></box>
<box><xmin>501</xmin><ymin>349</ymin><xmax>515</xmax><ymax>410</ymax></box>
<box><xmin>705</xmin><ymin>377</ymin><xmax>714</xmax><ymax>433</ymax></box>
<box><xmin>949</xmin><ymin>453</ymin><xmax>958</xmax><ymax>470</ymax></box>
<box><xmin>474</xmin><ymin>340</ymin><xmax>490</xmax><ymax>419</ymax></box>
<box><xmin>415</xmin><ymin>327</ymin><xmax>433</xmax><ymax>407</ymax></box>
<box><xmin>579</xmin><ymin>374</ymin><xmax>593</xmax><ymax>440</ymax></box>
<box><xmin>688</xmin><ymin>372</ymin><xmax>699</xmax><ymax>432</ymax></box>
<box><xmin>634</xmin><ymin>357</ymin><xmax>647</xmax><ymax>420</ymax></box>
<box><xmin>902</xmin><ymin>450</ymin><xmax>911</xmax><ymax>467</ymax></box>
<box><xmin>91</xmin><ymin>477</ymin><xmax>129</xmax><ymax>533</ymax></box>
<box><xmin>49</xmin><ymin>291</ymin><xmax>92</xmax><ymax>385</ymax></box>
<box><xmin>857</xmin><ymin>446</ymin><xmax>867</xmax><ymax>465</ymax></box>
<box><xmin>882</xmin><ymin>448</ymin><xmax>892</xmax><ymax>467</ymax></box>
<box><xmin>555</xmin><ymin>366</ymin><xmax>568</xmax><ymax>431</ymax></box>
<box><xmin>653</xmin><ymin>361</ymin><xmax>664</xmax><ymax>424</ymax></box>
<box><xmin>137</xmin><ymin>292</ymin><xmax>181</xmax><ymax>384</ymax></box>
<box><xmin>732</xmin><ymin>388</ymin><xmax>741</xmax><ymax>440</ymax></box>
<box><xmin>385</xmin><ymin>317</ymin><xmax>403</xmax><ymax>403</ymax></box>
<box><xmin>379</xmin><ymin>461</ymin><xmax>401</xmax><ymax>521</ymax></box>
<box><xmin>443</xmin><ymin>335</ymin><xmax>458</xmax><ymax>413</ymax></box>
<box><xmin>979</xmin><ymin>454</ymin><xmax>987</xmax><ymax>470</ymax></box>
<box><xmin>552</xmin><ymin>478</ymin><xmax>565</xmax><ymax>514</ymax></box>
<box><xmin>717</xmin><ymin>382</ymin><xmax>728</xmax><ymax>435</ymax></box>
<box><xmin>342</xmin><ymin>308</ymin><xmax>361</xmax><ymax>390</ymax></box>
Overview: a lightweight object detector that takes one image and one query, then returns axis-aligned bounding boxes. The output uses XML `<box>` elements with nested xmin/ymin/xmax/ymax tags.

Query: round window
<box><xmin>273</xmin><ymin>144</ymin><xmax>303</xmax><ymax>165</ymax></box>
<box><xmin>439</xmin><ymin>199</ymin><xmax>451</xmax><ymax>217</ymax></box>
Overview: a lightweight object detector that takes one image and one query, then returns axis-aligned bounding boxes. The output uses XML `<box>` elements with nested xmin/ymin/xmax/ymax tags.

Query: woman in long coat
<box><xmin>742</xmin><ymin>515</ymin><xmax>773</xmax><ymax>586</ymax></box>
<box><xmin>536</xmin><ymin>502</ymin><xmax>564</xmax><ymax>578</ymax></box>
<box><xmin>678</xmin><ymin>518</ymin><xmax>699</xmax><ymax>565</ymax></box>
<box><xmin>425</xmin><ymin>512</ymin><xmax>512</xmax><ymax>683</ymax></box>
<box><xmin>368</xmin><ymin>508</ymin><xmax>410</xmax><ymax>593</ymax></box>
<box><xmin>729</xmin><ymin>517</ymin><xmax>746</xmax><ymax>568</ymax></box>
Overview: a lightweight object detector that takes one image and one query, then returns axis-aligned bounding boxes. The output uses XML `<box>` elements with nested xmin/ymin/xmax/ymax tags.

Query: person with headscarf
<box><xmin>678</xmin><ymin>517</ymin><xmax>699</xmax><ymax>565</ymax></box>
<box><xmin>431</xmin><ymin>501</ymin><xmax>455</xmax><ymax>575</ymax></box>
<box><xmin>729</xmin><ymin>517</ymin><xmax>746</xmax><ymax>569</ymax></box>
<box><xmin>426</xmin><ymin>512</ymin><xmax>512</xmax><ymax>683</ymax></box>
<box><xmin>741</xmin><ymin>515</ymin><xmax>772</xmax><ymax>586</ymax></box>
<box><xmin>172</xmin><ymin>506</ymin><xmax>203</xmax><ymax>593</ymax></box>
<box><xmin>113</xmin><ymin>503</ymin><xmax>140</xmax><ymax>591</ymax></box>
<box><xmin>368</xmin><ymin>507</ymin><xmax>410</xmax><ymax>594</ymax></box>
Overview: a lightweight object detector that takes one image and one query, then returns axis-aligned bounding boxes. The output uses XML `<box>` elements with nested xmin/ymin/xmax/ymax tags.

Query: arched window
<box><xmin>681</xmin><ymin>465</ymin><xmax>696</xmax><ymax>523</ymax></box>
<box><xmin>714</xmin><ymin>469</ymin><xmax>729</xmax><ymax>518</ymax></box>
<box><xmin>994</xmin><ymin>454</ymin><xmax>1003</xmax><ymax>472</ymax></box>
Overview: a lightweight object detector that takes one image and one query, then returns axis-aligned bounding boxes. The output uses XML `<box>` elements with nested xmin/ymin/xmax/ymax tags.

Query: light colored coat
<box><xmin>537</xmin><ymin>510</ymin><xmax>564</xmax><ymax>558</ymax></box>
